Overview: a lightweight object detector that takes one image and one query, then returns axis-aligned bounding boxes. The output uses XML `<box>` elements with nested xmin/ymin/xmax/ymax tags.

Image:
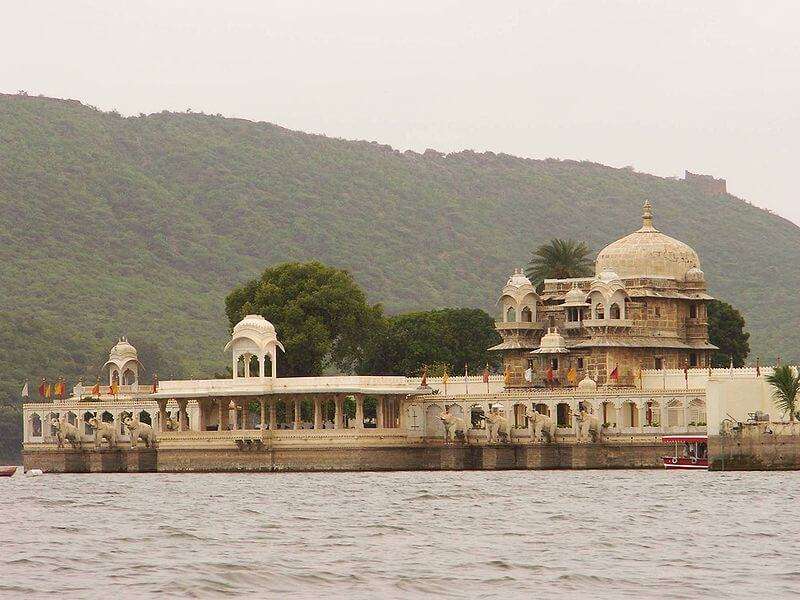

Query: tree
<box><xmin>707</xmin><ymin>299</ymin><xmax>750</xmax><ymax>367</ymax></box>
<box><xmin>765</xmin><ymin>365</ymin><xmax>800</xmax><ymax>422</ymax></box>
<box><xmin>360</xmin><ymin>308</ymin><xmax>501</xmax><ymax>376</ymax></box>
<box><xmin>225</xmin><ymin>262</ymin><xmax>383</xmax><ymax>377</ymax></box>
<box><xmin>525</xmin><ymin>239</ymin><xmax>594</xmax><ymax>287</ymax></box>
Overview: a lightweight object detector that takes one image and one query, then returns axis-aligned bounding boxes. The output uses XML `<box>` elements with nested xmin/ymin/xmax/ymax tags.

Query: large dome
<box><xmin>595</xmin><ymin>201</ymin><xmax>700</xmax><ymax>280</ymax></box>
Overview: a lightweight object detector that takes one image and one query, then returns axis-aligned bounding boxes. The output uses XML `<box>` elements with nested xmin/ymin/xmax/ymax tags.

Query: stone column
<box><xmin>660</xmin><ymin>402</ymin><xmax>670</xmax><ymax>430</ymax></box>
<box><xmin>332</xmin><ymin>396</ymin><xmax>340</xmax><ymax>429</ymax></box>
<box><xmin>258</xmin><ymin>355</ymin><xmax>265</xmax><ymax>378</ymax></box>
<box><xmin>269</xmin><ymin>398</ymin><xmax>277</xmax><ymax>431</ymax></box>
<box><xmin>197</xmin><ymin>400</ymin><xmax>206</xmax><ymax>431</ymax></box>
<box><xmin>314</xmin><ymin>397</ymin><xmax>323</xmax><ymax>429</ymax></box>
<box><xmin>376</xmin><ymin>397</ymin><xmax>385</xmax><ymax>428</ymax></box>
<box><xmin>157</xmin><ymin>399</ymin><xmax>168</xmax><ymax>433</ymax></box>
<box><xmin>638</xmin><ymin>402</ymin><xmax>648</xmax><ymax>428</ymax></box>
<box><xmin>683</xmin><ymin>402</ymin><xmax>692</xmax><ymax>428</ymax></box>
<box><xmin>177</xmin><ymin>399</ymin><xmax>189</xmax><ymax>431</ymax></box>
<box><xmin>259</xmin><ymin>398</ymin><xmax>266</xmax><ymax>430</ymax></box>
<box><xmin>217</xmin><ymin>398</ymin><xmax>223</xmax><ymax>431</ymax></box>
<box><xmin>294</xmin><ymin>397</ymin><xmax>302</xmax><ymax>430</ymax></box>
<box><xmin>354</xmin><ymin>395</ymin><xmax>365</xmax><ymax>429</ymax></box>
<box><xmin>240</xmin><ymin>400</ymin><xmax>248</xmax><ymax>430</ymax></box>
<box><xmin>243</xmin><ymin>353</ymin><xmax>251</xmax><ymax>378</ymax></box>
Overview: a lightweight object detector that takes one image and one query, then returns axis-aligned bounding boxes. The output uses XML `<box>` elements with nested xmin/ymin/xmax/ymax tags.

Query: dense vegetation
<box><xmin>2</xmin><ymin>92</ymin><xmax>799</xmax><ymax>460</ymax></box>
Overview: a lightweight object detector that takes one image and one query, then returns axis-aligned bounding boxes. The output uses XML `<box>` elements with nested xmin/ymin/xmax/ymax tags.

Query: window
<box><xmin>595</xmin><ymin>304</ymin><xmax>604</xmax><ymax>319</ymax></box>
<box><xmin>609</xmin><ymin>303</ymin><xmax>621</xmax><ymax>319</ymax></box>
<box><xmin>551</xmin><ymin>357</ymin><xmax>559</xmax><ymax>370</ymax></box>
<box><xmin>654</xmin><ymin>357</ymin><xmax>664</xmax><ymax>370</ymax></box>
<box><xmin>521</xmin><ymin>307</ymin><xmax>533</xmax><ymax>322</ymax></box>
<box><xmin>654</xmin><ymin>306</ymin><xmax>661</xmax><ymax>318</ymax></box>
<box><xmin>577</xmin><ymin>357</ymin><xmax>584</xmax><ymax>370</ymax></box>
<box><xmin>689</xmin><ymin>353</ymin><xmax>698</xmax><ymax>367</ymax></box>
<box><xmin>689</xmin><ymin>304</ymin><xmax>698</xmax><ymax>319</ymax></box>
<box><xmin>506</xmin><ymin>306</ymin><xmax>516</xmax><ymax>322</ymax></box>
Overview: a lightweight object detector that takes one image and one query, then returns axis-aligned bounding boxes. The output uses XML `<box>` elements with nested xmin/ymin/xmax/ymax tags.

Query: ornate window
<box><xmin>609</xmin><ymin>303</ymin><xmax>621</xmax><ymax>319</ymax></box>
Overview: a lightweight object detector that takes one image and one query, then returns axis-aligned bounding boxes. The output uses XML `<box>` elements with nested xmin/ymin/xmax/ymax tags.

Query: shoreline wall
<box><xmin>709</xmin><ymin>434</ymin><xmax>800</xmax><ymax>470</ymax></box>
<box><xmin>23</xmin><ymin>443</ymin><xmax>665</xmax><ymax>473</ymax></box>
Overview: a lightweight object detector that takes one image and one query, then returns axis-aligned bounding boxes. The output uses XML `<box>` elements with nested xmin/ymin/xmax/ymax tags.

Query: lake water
<box><xmin>1</xmin><ymin>470</ymin><xmax>798</xmax><ymax>599</ymax></box>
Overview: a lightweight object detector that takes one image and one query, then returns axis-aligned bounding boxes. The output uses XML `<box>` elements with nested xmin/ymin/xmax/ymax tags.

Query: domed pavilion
<box><xmin>491</xmin><ymin>201</ymin><xmax>717</xmax><ymax>387</ymax></box>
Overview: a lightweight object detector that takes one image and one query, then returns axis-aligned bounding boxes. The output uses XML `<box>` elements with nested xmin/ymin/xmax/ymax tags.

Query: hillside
<box><xmin>1</xmin><ymin>93</ymin><xmax>798</xmax><ymax>409</ymax></box>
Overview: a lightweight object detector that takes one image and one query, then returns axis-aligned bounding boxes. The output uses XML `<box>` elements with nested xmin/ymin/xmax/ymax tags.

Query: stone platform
<box><xmin>709</xmin><ymin>435</ymin><xmax>800</xmax><ymax>471</ymax></box>
<box><xmin>23</xmin><ymin>442</ymin><xmax>665</xmax><ymax>473</ymax></box>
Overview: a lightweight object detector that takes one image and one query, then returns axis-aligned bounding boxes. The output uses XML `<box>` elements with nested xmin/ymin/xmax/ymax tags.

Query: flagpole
<box><xmin>464</xmin><ymin>364</ymin><xmax>469</xmax><ymax>395</ymax></box>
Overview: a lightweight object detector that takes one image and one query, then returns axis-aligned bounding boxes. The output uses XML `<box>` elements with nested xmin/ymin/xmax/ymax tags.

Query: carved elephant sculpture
<box><xmin>527</xmin><ymin>410</ymin><xmax>556</xmax><ymax>444</ymax></box>
<box><xmin>575</xmin><ymin>409</ymin><xmax>601</xmax><ymax>443</ymax></box>
<box><xmin>719</xmin><ymin>418</ymin><xmax>735</xmax><ymax>436</ymax></box>
<box><xmin>438</xmin><ymin>411</ymin><xmax>467</xmax><ymax>444</ymax></box>
<box><xmin>484</xmin><ymin>412</ymin><xmax>511</xmax><ymax>444</ymax></box>
<box><xmin>51</xmin><ymin>418</ymin><xmax>82</xmax><ymax>449</ymax></box>
<box><xmin>123</xmin><ymin>418</ymin><xmax>157</xmax><ymax>449</ymax></box>
<box><xmin>87</xmin><ymin>417</ymin><xmax>116</xmax><ymax>449</ymax></box>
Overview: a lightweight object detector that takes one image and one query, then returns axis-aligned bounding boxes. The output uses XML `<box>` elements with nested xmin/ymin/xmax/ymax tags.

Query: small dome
<box><xmin>685</xmin><ymin>267</ymin><xmax>705</xmax><ymax>282</ymax></box>
<box><xmin>595</xmin><ymin>266</ymin><xmax>622</xmax><ymax>284</ymax></box>
<box><xmin>563</xmin><ymin>283</ymin><xmax>588</xmax><ymax>307</ymax></box>
<box><xmin>578</xmin><ymin>374</ymin><xmax>597</xmax><ymax>390</ymax></box>
<box><xmin>233</xmin><ymin>314</ymin><xmax>276</xmax><ymax>337</ymax></box>
<box><xmin>506</xmin><ymin>268</ymin><xmax>533</xmax><ymax>288</ymax></box>
<box><xmin>531</xmin><ymin>327</ymin><xmax>569</xmax><ymax>354</ymax></box>
<box><xmin>595</xmin><ymin>201</ymin><xmax>701</xmax><ymax>280</ymax></box>
<box><xmin>109</xmin><ymin>337</ymin><xmax>137</xmax><ymax>361</ymax></box>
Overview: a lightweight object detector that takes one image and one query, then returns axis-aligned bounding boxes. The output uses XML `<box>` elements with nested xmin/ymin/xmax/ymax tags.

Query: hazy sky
<box><xmin>3</xmin><ymin>1</ymin><xmax>799</xmax><ymax>224</ymax></box>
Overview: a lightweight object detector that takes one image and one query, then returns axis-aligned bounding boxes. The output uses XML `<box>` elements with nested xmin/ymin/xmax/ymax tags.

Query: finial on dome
<box><xmin>641</xmin><ymin>200</ymin><xmax>655</xmax><ymax>230</ymax></box>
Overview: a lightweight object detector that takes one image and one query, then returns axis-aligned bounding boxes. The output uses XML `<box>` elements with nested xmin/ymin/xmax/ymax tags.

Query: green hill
<box><xmin>1</xmin><ymin>93</ymin><xmax>797</xmax><ymax>413</ymax></box>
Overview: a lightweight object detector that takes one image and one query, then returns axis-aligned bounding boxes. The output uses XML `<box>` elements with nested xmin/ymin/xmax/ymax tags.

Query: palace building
<box><xmin>491</xmin><ymin>201</ymin><xmax>717</xmax><ymax>387</ymax></box>
<box><xmin>25</xmin><ymin>200</ymin><xmax>773</xmax><ymax>474</ymax></box>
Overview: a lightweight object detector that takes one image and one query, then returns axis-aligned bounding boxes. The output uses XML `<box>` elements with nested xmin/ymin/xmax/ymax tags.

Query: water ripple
<box><xmin>1</xmin><ymin>470</ymin><xmax>798</xmax><ymax>598</ymax></box>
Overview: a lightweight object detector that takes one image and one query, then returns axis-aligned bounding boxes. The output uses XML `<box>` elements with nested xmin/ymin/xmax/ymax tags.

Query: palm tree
<box><xmin>766</xmin><ymin>365</ymin><xmax>800</xmax><ymax>422</ymax></box>
<box><xmin>525</xmin><ymin>239</ymin><xmax>594</xmax><ymax>288</ymax></box>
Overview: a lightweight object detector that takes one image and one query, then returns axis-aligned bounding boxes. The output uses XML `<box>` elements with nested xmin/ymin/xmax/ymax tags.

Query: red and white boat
<box><xmin>0</xmin><ymin>466</ymin><xmax>17</xmax><ymax>477</ymax></box>
<box><xmin>662</xmin><ymin>435</ymin><xmax>708</xmax><ymax>470</ymax></box>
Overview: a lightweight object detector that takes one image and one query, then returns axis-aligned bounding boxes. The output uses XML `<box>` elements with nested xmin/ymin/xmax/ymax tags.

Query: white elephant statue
<box><xmin>438</xmin><ymin>410</ymin><xmax>467</xmax><ymax>444</ymax></box>
<box><xmin>575</xmin><ymin>409</ymin><xmax>601</xmax><ymax>443</ymax></box>
<box><xmin>51</xmin><ymin>418</ymin><xmax>82</xmax><ymax>449</ymax></box>
<box><xmin>719</xmin><ymin>418</ymin><xmax>735</xmax><ymax>436</ymax></box>
<box><xmin>485</xmin><ymin>411</ymin><xmax>511</xmax><ymax>444</ymax></box>
<box><xmin>123</xmin><ymin>417</ymin><xmax>157</xmax><ymax>449</ymax></box>
<box><xmin>527</xmin><ymin>409</ymin><xmax>556</xmax><ymax>444</ymax></box>
<box><xmin>87</xmin><ymin>417</ymin><xmax>116</xmax><ymax>449</ymax></box>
